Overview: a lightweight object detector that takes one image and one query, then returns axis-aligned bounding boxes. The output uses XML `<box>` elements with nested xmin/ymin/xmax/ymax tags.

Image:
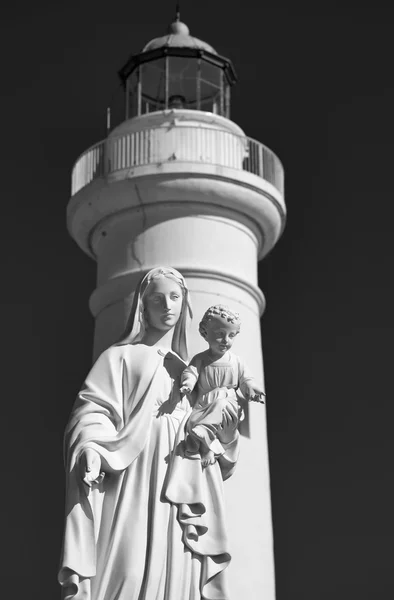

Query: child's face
<box><xmin>205</xmin><ymin>317</ymin><xmax>240</xmax><ymax>357</ymax></box>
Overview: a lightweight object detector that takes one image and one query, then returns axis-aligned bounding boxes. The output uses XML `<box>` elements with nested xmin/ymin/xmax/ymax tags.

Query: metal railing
<box><xmin>71</xmin><ymin>126</ymin><xmax>284</xmax><ymax>197</ymax></box>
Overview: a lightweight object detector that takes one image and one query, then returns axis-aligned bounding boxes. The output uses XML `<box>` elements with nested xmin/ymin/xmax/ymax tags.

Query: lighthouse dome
<box><xmin>118</xmin><ymin>15</ymin><xmax>236</xmax><ymax>119</ymax></box>
<box><xmin>141</xmin><ymin>19</ymin><xmax>217</xmax><ymax>55</ymax></box>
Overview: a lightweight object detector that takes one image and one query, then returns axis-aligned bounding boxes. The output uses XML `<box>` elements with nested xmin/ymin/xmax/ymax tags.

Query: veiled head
<box><xmin>143</xmin><ymin>275</ymin><xmax>183</xmax><ymax>332</ymax></box>
<box><xmin>117</xmin><ymin>267</ymin><xmax>192</xmax><ymax>361</ymax></box>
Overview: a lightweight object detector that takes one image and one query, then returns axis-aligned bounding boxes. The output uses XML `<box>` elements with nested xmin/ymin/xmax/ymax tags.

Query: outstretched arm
<box><xmin>238</xmin><ymin>356</ymin><xmax>266</xmax><ymax>403</ymax></box>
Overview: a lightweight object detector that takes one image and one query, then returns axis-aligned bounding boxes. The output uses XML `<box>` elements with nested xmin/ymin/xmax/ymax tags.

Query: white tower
<box><xmin>67</xmin><ymin>14</ymin><xmax>285</xmax><ymax>600</ymax></box>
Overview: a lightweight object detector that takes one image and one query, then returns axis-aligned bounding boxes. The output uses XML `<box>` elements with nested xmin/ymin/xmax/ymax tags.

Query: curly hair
<box><xmin>199</xmin><ymin>304</ymin><xmax>241</xmax><ymax>339</ymax></box>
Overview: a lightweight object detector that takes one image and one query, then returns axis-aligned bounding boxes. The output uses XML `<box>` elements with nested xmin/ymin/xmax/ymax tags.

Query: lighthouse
<box><xmin>67</xmin><ymin>12</ymin><xmax>285</xmax><ymax>600</ymax></box>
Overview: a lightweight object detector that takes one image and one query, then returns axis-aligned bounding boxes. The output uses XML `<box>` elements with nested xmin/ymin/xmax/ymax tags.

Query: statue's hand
<box><xmin>244</xmin><ymin>383</ymin><xmax>265</xmax><ymax>403</ymax></box>
<box><xmin>80</xmin><ymin>448</ymin><xmax>103</xmax><ymax>487</ymax></box>
<box><xmin>180</xmin><ymin>385</ymin><xmax>191</xmax><ymax>394</ymax></box>
<box><xmin>250</xmin><ymin>393</ymin><xmax>265</xmax><ymax>403</ymax></box>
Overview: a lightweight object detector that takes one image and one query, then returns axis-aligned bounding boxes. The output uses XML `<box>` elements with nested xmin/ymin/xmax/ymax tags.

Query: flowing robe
<box><xmin>59</xmin><ymin>343</ymin><xmax>239</xmax><ymax>600</ymax></box>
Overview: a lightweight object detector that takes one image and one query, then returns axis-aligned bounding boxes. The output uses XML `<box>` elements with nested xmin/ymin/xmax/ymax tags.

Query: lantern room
<box><xmin>118</xmin><ymin>16</ymin><xmax>237</xmax><ymax>119</ymax></box>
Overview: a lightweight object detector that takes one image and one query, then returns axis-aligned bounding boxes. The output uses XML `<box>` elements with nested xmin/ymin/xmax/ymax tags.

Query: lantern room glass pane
<box><xmin>127</xmin><ymin>70</ymin><xmax>140</xmax><ymax>118</ymax></box>
<box><xmin>200</xmin><ymin>61</ymin><xmax>222</xmax><ymax>87</ymax></box>
<box><xmin>224</xmin><ymin>81</ymin><xmax>231</xmax><ymax>118</ymax></box>
<box><xmin>199</xmin><ymin>78</ymin><xmax>221</xmax><ymax>114</ymax></box>
<box><xmin>199</xmin><ymin>60</ymin><xmax>225</xmax><ymax>115</ymax></box>
<box><xmin>167</xmin><ymin>57</ymin><xmax>199</xmax><ymax>108</ymax></box>
<box><xmin>140</xmin><ymin>58</ymin><xmax>166</xmax><ymax>113</ymax></box>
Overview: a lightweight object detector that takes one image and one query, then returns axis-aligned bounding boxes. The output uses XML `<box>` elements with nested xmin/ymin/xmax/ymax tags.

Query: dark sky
<box><xmin>2</xmin><ymin>1</ymin><xmax>393</xmax><ymax>598</ymax></box>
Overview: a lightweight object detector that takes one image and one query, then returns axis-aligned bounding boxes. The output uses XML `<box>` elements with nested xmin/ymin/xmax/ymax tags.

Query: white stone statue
<box><xmin>179</xmin><ymin>304</ymin><xmax>265</xmax><ymax>467</ymax></box>
<box><xmin>58</xmin><ymin>267</ymin><xmax>240</xmax><ymax>600</ymax></box>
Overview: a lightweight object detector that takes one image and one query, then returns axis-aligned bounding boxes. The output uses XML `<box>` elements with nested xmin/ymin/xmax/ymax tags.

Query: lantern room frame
<box><xmin>118</xmin><ymin>46</ymin><xmax>238</xmax><ymax>119</ymax></box>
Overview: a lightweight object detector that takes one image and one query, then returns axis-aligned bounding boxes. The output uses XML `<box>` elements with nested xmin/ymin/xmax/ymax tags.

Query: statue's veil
<box><xmin>116</xmin><ymin>267</ymin><xmax>193</xmax><ymax>362</ymax></box>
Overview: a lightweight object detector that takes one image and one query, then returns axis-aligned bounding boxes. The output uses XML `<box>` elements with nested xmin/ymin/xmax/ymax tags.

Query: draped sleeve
<box><xmin>59</xmin><ymin>344</ymin><xmax>163</xmax><ymax>596</ymax></box>
<box><xmin>65</xmin><ymin>347</ymin><xmax>125</xmax><ymax>473</ymax></box>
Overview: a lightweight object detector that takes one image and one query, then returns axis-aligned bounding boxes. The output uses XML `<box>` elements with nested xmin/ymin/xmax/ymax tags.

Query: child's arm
<box><xmin>238</xmin><ymin>356</ymin><xmax>266</xmax><ymax>403</ymax></box>
<box><xmin>180</xmin><ymin>355</ymin><xmax>202</xmax><ymax>394</ymax></box>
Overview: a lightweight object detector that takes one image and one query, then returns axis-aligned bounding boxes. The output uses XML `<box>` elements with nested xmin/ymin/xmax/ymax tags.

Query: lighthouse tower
<box><xmin>67</xmin><ymin>13</ymin><xmax>285</xmax><ymax>600</ymax></box>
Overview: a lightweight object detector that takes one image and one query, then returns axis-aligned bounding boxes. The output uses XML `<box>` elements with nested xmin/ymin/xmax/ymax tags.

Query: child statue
<box><xmin>180</xmin><ymin>304</ymin><xmax>265</xmax><ymax>467</ymax></box>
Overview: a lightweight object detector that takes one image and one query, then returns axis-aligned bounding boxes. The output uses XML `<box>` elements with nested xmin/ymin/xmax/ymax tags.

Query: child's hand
<box><xmin>244</xmin><ymin>384</ymin><xmax>265</xmax><ymax>404</ymax></box>
<box><xmin>243</xmin><ymin>384</ymin><xmax>256</xmax><ymax>400</ymax></box>
<box><xmin>250</xmin><ymin>392</ymin><xmax>265</xmax><ymax>404</ymax></box>
<box><xmin>180</xmin><ymin>385</ymin><xmax>192</xmax><ymax>395</ymax></box>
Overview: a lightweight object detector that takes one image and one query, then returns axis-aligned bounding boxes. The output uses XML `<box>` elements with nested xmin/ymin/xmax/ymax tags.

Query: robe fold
<box><xmin>59</xmin><ymin>343</ymin><xmax>239</xmax><ymax>600</ymax></box>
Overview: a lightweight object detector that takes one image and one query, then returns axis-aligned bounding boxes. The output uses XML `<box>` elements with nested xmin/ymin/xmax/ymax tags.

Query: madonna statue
<box><xmin>58</xmin><ymin>267</ymin><xmax>240</xmax><ymax>600</ymax></box>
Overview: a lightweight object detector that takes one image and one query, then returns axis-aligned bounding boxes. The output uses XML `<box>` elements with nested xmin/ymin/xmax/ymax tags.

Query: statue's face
<box><xmin>144</xmin><ymin>276</ymin><xmax>183</xmax><ymax>332</ymax></box>
<box><xmin>205</xmin><ymin>317</ymin><xmax>240</xmax><ymax>357</ymax></box>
